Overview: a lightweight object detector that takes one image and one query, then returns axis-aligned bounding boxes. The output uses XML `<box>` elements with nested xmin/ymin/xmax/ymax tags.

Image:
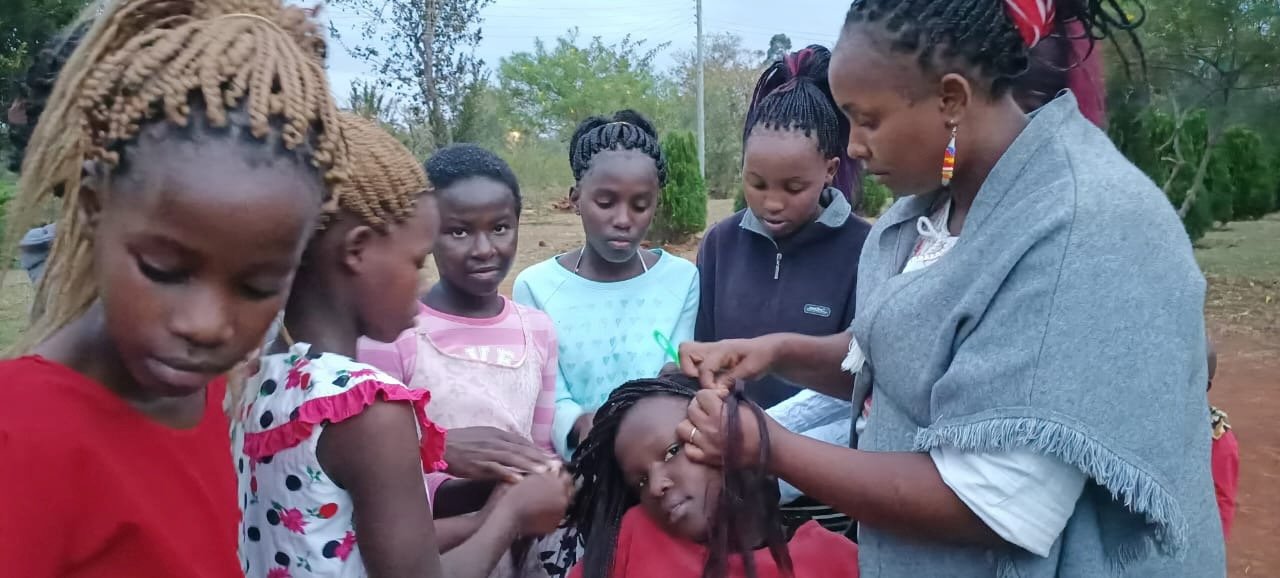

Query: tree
<box><xmin>1218</xmin><ymin>127</ymin><xmax>1275</xmax><ymax>220</ymax></box>
<box><xmin>330</xmin><ymin>0</ymin><xmax>493</xmax><ymax>150</ymax></box>
<box><xmin>1</xmin><ymin>0</ymin><xmax>91</xmax><ymax>161</ymax></box>
<box><xmin>347</xmin><ymin>80</ymin><xmax>400</xmax><ymax>126</ymax></box>
<box><xmin>671</xmin><ymin>33</ymin><xmax>761</xmax><ymax>199</ymax></box>
<box><xmin>650</xmin><ymin>131</ymin><xmax>707</xmax><ymax>245</ymax></box>
<box><xmin>452</xmin><ymin>79</ymin><xmax>505</xmax><ymax>148</ymax></box>
<box><xmin>497</xmin><ymin>29</ymin><xmax>669</xmax><ymax>140</ymax></box>
<box><xmin>1</xmin><ymin>0</ymin><xmax>90</xmax><ymax>104</ymax></box>
<box><xmin>1139</xmin><ymin>0</ymin><xmax>1280</xmax><ymax>219</ymax></box>
<box><xmin>764</xmin><ymin>33</ymin><xmax>792</xmax><ymax>65</ymax></box>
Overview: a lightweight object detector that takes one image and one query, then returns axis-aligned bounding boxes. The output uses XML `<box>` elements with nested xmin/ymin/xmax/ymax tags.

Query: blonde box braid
<box><xmin>333</xmin><ymin>111</ymin><xmax>429</xmax><ymax>230</ymax></box>
<box><xmin>5</xmin><ymin>0</ymin><xmax>350</xmax><ymax>354</ymax></box>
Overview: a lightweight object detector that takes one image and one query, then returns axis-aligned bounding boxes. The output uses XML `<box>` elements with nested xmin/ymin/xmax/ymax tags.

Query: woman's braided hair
<box><xmin>5</xmin><ymin>0</ymin><xmax>349</xmax><ymax>353</ymax></box>
<box><xmin>336</xmin><ymin>112</ymin><xmax>429</xmax><ymax>230</ymax></box>
<box><xmin>744</xmin><ymin>44</ymin><xmax>860</xmax><ymax>201</ymax></box>
<box><xmin>568</xmin><ymin>110</ymin><xmax>667</xmax><ymax>187</ymax></box>
<box><xmin>567</xmin><ymin>375</ymin><xmax>792</xmax><ymax>578</ymax></box>
<box><xmin>842</xmin><ymin>0</ymin><xmax>1143</xmax><ymax>97</ymax></box>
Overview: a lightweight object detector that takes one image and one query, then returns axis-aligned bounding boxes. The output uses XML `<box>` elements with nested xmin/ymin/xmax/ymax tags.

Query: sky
<box><xmin>320</xmin><ymin>0</ymin><xmax>852</xmax><ymax>103</ymax></box>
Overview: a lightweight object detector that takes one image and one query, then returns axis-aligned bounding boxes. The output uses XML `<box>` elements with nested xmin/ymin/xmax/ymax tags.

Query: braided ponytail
<box><xmin>5</xmin><ymin>0</ymin><xmax>349</xmax><ymax>354</ymax></box>
<box><xmin>744</xmin><ymin>44</ymin><xmax>859</xmax><ymax>202</ymax></box>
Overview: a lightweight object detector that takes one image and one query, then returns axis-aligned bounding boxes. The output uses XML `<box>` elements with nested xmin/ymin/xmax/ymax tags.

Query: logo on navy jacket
<box><xmin>803</xmin><ymin>304</ymin><xmax>832</xmax><ymax>318</ymax></box>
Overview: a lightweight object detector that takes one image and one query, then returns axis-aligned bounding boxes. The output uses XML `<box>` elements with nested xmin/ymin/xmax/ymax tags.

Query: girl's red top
<box><xmin>0</xmin><ymin>356</ymin><xmax>242</xmax><ymax>578</ymax></box>
<box><xmin>569</xmin><ymin>506</ymin><xmax>859</xmax><ymax>578</ymax></box>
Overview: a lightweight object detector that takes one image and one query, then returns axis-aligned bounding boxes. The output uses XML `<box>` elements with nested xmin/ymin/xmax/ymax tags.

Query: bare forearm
<box><xmin>434</xmin><ymin>514</ymin><xmax>483</xmax><ymax>553</ymax></box>
<box><xmin>768</xmin><ymin>425</ymin><xmax>1004</xmax><ymax>547</ymax></box>
<box><xmin>770</xmin><ymin>332</ymin><xmax>856</xmax><ymax>400</ymax></box>
<box><xmin>440</xmin><ymin>510</ymin><xmax>520</xmax><ymax>578</ymax></box>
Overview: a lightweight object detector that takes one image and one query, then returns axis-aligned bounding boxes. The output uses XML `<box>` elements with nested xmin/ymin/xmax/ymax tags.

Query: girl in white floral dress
<box><xmin>231</xmin><ymin>114</ymin><xmax>573</xmax><ymax>578</ymax></box>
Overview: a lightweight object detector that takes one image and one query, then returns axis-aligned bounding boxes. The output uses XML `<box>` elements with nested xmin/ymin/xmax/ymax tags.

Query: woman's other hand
<box><xmin>678</xmin><ymin>336</ymin><xmax>782</xmax><ymax>391</ymax></box>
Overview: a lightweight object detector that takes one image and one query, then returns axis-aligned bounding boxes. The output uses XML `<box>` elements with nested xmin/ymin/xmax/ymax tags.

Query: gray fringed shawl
<box><xmin>849</xmin><ymin>93</ymin><xmax>1226</xmax><ymax>577</ymax></box>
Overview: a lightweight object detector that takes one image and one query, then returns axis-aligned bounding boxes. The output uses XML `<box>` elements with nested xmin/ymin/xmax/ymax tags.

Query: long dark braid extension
<box><xmin>703</xmin><ymin>388</ymin><xmax>792</xmax><ymax>578</ymax></box>
<box><xmin>744</xmin><ymin>44</ymin><xmax>860</xmax><ymax>202</ymax></box>
<box><xmin>843</xmin><ymin>0</ymin><xmax>1145</xmax><ymax>96</ymax></box>
<box><xmin>566</xmin><ymin>376</ymin><xmax>792</xmax><ymax>578</ymax></box>
<box><xmin>568</xmin><ymin>110</ymin><xmax>668</xmax><ymax>186</ymax></box>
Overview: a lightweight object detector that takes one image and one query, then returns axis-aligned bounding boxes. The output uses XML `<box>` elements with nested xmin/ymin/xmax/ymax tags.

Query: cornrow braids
<box><xmin>744</xmin><ymin>44</ymin><xmax>860</xmax><ymax>200</ymax></box>
<box><xmin>425</xmin><ymin>143</ymin><xmax>522</xmax><ymax>214</ymax></box>
<box><xmin>5</xmin><ymin>0</ymin><xmax>350</xmax><ymax>354</ymax></box>
<box><xmin>336</xmin><ymin>112</ymin><xmax>429</xmax><ymax>230</ymax></box>
<box><xmin>841</xmin><ymin>0</ymin><xmax>1143</xmax><ymax>97</ymax></box>
<box><xmin>568</xmin><ymin>109</ymin><xmax>667</xmax><ymax>187</ymax></box>
<box><xmin>567</xmin><ymin>376</ymin><xmax>792</xmax><ymax>578</ymax></box>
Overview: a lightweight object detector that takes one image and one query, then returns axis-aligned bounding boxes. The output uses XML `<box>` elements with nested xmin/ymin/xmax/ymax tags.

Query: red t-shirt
<box><xmin>1211</xmin><ymin>429</ymin><xmax>1240</xmax><ymax>539</ymax></box>
<box><xmin>569</xmin><ymin>506</ymin><xmax>859</xmax><ymax>578</ymax></box>
<box><xmin>0</xmin><ymin>357</ymin><xmax>242</xmax><ymax>578</ymax></box>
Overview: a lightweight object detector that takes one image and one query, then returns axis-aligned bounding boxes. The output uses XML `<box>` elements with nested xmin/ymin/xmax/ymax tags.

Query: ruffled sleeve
<box><xmin>241</xmin><ymin>344</ymin><xmax>447</xmax><ymax>473</ymax></box>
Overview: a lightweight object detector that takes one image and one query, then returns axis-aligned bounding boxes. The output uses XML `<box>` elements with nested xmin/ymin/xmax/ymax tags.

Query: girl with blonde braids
<box><xmin>0</xmin><ymin>0</ymin><xmax>348</xmax><ymax>576</ymax></box>
<box><xmin>232</xmin><ymin>112</ymin><xmax>572</xmax><ymax>578</ymax></box>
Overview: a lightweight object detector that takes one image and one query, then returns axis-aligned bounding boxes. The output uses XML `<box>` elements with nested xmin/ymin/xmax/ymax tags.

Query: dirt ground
<box><xmin>1210</xmin><ymin>326</ymin><xmax>1279</xmax><ymax>577</ymax></box>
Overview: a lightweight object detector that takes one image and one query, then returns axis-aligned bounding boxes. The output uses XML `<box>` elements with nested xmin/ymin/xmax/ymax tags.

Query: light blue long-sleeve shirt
<box><xmin>766</xmin><ymin>389</ymin><xmax>853</xmax><ymax>503</ymax></box>
<box><xmin>513</xmin><ymin>250</ymin><xmax>699</xmax><ymax>459</ymax></box>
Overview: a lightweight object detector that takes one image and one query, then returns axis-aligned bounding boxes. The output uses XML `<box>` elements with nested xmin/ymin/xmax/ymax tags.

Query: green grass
<box><xmin>0</xmin><ymin>273</ymin><xmax>33</xmax><ymax>349</ymax></box>
<box><xmin>1195</xmin><ymin>213</ymin><xmax>1280</xmax><ymax>280</ymax></box>
<box><xmin>0</xmin><ymin>169</ymin><xmax>15</xmax><ymax>243</ymax></box>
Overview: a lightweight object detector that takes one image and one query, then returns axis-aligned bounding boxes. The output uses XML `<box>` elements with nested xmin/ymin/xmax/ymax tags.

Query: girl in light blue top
<box><xmin>514</xmin><ymin>110</ymin><xmax>699</xmax><ymax>460</ymax></box>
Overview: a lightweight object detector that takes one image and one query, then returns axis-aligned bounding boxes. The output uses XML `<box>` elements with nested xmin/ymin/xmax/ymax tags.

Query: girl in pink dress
<box><xmin>358</xmin><ymin>144</ymin><xmax>565</xmax><ymax>576</ymax></box>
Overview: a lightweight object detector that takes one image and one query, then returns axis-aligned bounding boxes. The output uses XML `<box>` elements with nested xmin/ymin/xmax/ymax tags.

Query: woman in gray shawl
<box><xmin>676</xmin><ymin>1</ymin><xmax>1226</xmax><ymax>577</ymax></box>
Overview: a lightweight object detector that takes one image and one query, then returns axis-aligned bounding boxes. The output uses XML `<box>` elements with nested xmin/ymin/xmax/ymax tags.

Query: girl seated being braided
<box><xmin>565</xmin><ymin>373</ymin><xmax>858</xmax><ymax>578</ymax></box>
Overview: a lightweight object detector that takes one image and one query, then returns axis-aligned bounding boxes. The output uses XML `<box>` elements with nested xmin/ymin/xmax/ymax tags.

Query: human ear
<box><xmin>938</xmin><ymin>73</ymin><xmax>972</xmax><ymax>126</ymax></box>
<box><xmin>341</xmin><ymin>224</ymin><xmax>377</xmax><ymax>274</ymax></box>
<box><xmin>569</xmin><ymin>185</ymin><xmax>581</xmax><ymax>215</ymax></box>
<box><xmin>77</xmin><ymin>160</ymin><xmax>107</xmax><ymax>235</ymax></box>
<box><xmin>824</xmin><ymin>156</ymin><xmax>840</xmax><ymax>187</ymax></box>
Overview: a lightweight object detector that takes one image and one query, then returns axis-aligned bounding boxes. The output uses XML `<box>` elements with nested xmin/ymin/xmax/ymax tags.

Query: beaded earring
<box><xmin>940</xmin><ymin>123</ymin><xmax>958</xmax><ymax>188</ymax></box>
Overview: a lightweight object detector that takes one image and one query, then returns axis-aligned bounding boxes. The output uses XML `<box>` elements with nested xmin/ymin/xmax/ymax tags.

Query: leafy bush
<box><xmin>650</xmin><ymin>131</ymin><xmax>707</xmax><ymax>244</ymax></box>
<box><xmin>1112</xmin><ymin>108</ymin><xmax>1218</xmax><ymax>240</ymax></box>
<box><xmin>0</xmin><ymin>170</ymin><xmax>16</xmax><ymax>244</ymax></box>
<box><xmin>1273</xmin><ymin>146</ymin><xmax>1280</xmax><ymax>212</ymax></box>
<box><xmin>1218</xmin><ymin>127</ymin><xmax>1275</xmax><ymax>220</ymax></box>
<box><xmin>861</xmin><ymin>174</ymin><xmax>892</xmax><ymax>218</ymax></box>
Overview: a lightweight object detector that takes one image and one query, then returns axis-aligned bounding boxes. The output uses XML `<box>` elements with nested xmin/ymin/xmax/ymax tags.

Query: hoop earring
<box><xmin>940</xmin><ymin>123</ymin><xmax>957</xmax><ymax>188</ymax></box>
